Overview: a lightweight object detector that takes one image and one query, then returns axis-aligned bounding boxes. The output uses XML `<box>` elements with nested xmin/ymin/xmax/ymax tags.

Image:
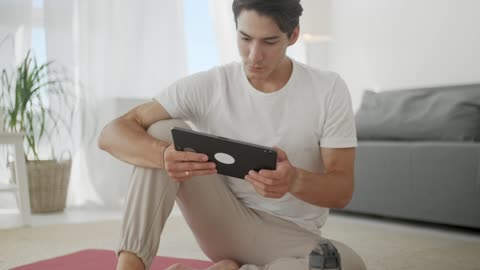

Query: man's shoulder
<box><xmin>217</xmin><ymin>61</ymin><xmax>243</xmax><ymax>75</ymax></box>
<box><xmin>292</xmin><ymin>60</ymin><xmax>342</xmax><ymax>94</ymax></box>
<box><xmin>176</xmin><ymin>63</ymin><xmax>233</xmax><ymax>84</ymax></box>
<box><xmin>293</xmin><ymin>59</ymin><xmax>340</xmax><ymax>83</ymax></box>
<box><xmin>169</xmin><ymin>62</ymin><xmax>242</xmax><ymax>94</ymax></box>
<box><xmin>187</xmin><ymin>61</ymin><xmax>242</xmax><ymax>81</ymax></box>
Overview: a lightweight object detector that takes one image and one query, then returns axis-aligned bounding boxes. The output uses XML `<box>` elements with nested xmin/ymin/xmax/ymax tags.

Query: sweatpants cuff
<box><xmin>117</xmin><ymin>239</ymin><xmax>157</xmax><ymax>270</ymax></box>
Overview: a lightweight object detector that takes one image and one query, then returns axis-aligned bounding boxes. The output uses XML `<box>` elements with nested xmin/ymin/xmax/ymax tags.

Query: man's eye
<box><xmin>265</xmin><ymin>42</ymin><xmax>276</xmax><ymax>45</ymax></box>
<box><xmin>242</xmin><ymin>37</ymin><xmax>250</xmax><ymax>41</ymax></box>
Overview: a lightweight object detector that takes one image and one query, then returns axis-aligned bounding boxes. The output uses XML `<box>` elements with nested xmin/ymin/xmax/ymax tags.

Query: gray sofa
<box><xmin>342</xmin><ymin>83</ymin><xmax>480</xmax><ymax>229</ymax></box>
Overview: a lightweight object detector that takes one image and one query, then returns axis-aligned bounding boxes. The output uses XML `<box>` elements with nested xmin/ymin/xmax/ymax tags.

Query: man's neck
<box><xmin>249</xmin><ymin>58</ymin><xmax>293</xmax><ymax>93</ymax></box>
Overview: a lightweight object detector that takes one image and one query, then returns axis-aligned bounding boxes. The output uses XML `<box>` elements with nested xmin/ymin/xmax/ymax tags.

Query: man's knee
<box><xmin>146</xmin><ymin>119</ymin><xmax>190</xmax><ymax>142</ymax></box>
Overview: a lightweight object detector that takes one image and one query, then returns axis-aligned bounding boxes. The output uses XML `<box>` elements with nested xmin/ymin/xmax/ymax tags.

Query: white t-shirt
<box><xmin>154</xmin><ymin>58</ymin><xmax>357</xmax><ymax>234</ymax></box>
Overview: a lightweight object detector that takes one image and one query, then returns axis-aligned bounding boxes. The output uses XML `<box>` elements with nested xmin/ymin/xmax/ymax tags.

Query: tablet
<box><xmin>171</xmin><ymin>127</ymin><xmax>277</xmax><ymax>179</ymax></box>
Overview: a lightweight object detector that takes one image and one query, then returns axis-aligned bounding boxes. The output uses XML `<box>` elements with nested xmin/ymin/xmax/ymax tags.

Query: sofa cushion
<box><xmin>355</xmin><ymin>84</ymin><xmax>480</xmax><ymax>141</ymax></box>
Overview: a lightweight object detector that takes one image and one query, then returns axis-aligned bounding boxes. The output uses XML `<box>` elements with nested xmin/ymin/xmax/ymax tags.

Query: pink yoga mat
<box><xmin>12</xmin><ymin>249</ymin><xmax>214</xmax><ymax>270</ymax></box>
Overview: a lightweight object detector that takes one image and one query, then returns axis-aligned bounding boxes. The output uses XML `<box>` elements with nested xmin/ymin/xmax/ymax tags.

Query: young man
<box><xmin>99</xmin><ymin>0</ymin><xmax>366</xmax><ymax>269</ymax></box>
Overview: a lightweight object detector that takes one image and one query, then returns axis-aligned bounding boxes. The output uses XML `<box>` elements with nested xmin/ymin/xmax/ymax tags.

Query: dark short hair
<box><xmin>232</xmin><ymin>0</ymin><xmax>303</xmax><ymax>38</ymax></box>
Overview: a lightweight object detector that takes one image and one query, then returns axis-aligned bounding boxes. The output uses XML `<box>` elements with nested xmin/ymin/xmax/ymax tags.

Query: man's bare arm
<box><xmin>98</xmin><ymin>101</ymin><xmax>172</xmax><ymax>168</ymax></box>
<box><xmin>246</xmin><ymin>147</ymin><xmax>355</xmax><ymax>209</ymax></box>
<box><xmin>290</xmin><ymin>148</ymin><xmax>355</xmax><ymax>209</ymax></box>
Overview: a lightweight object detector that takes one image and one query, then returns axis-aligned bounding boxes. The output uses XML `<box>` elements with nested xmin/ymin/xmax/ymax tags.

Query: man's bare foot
<box><xmin>164</xmin><ymin>263</ymin><xmax>191</xmax><ymax>270</ymax></box>
<box><xmin>165</xmin><ymin>259</ymin><xmax>239</xmax><ymax>270</ymax></box>
<box><xmin>116</xmin><ymin>251</ymin><xmax>145</xmax><ymax>270</ymax></box>
<box><xmin>207</xmin><ymin>259</ymin><xmax>239</xmax><ymax>270</ymax></box>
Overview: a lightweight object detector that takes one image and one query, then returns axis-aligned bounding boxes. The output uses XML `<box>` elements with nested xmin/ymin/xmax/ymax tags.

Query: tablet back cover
<box><xmin>171</xmin><ymin>127</ymin><xmax>277</xmax><ymax>179</ymax></box>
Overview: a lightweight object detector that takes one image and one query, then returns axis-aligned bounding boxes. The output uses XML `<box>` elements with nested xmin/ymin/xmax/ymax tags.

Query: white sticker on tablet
<box><xmin>214</xmin><ymin>152</ymin><xmax>235</xmax><ymax>164</ymax></box>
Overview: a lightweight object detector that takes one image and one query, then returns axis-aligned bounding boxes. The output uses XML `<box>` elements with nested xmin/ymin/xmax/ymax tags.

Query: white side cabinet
<box><xmin>0</xmin><ymin>132</ymin><xmax>31</xmax><ymax>226</ymax></box>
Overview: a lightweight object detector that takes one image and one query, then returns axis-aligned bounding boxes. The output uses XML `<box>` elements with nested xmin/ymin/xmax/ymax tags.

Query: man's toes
<box><xmin>208</xmin><ymin>259</ymin><xmax>239</xmax><ymax>270</ymax></box>
<box><xmin>165</xmin><ymin>263</ymin><xmax>192</xmax><ymax>270</ymax></box>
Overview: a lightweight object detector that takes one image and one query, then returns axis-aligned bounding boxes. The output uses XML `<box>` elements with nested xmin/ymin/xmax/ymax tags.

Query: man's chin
<box><xmin>245</xmin><ymin>69</ymin><xmax>269</xmax><ymax>80</ymax></box>
<box><xmin>246</xmin><ymin>73</ymin><xmax>265</xmax><ymax>82</ymax></box>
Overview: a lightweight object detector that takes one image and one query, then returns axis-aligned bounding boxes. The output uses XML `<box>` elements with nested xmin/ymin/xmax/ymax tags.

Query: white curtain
<box><xmin>208</xmin><ymin>0</ymin><xmax>238</xmax><ymax>64</ymax></box>
<box><xmin>41</xmin><ymin>0</ymin><xmax>187</xmax><ymax>207</ymax></box>
<box><xmin>0</xmin><ymin>0</ymin><xmax>32</xmax><ymax>72</ymax></box>
<box><xmin>0</xmin><ymin>1</ymin><xmax>32</xmax><ymax>200</ymax></box>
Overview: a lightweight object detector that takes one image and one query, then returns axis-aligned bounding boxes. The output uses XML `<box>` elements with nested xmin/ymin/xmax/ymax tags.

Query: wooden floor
<box><xmin>1</xmin><ymin>206</ymin><xmax>480</xmax><ymax>270</ymax></box>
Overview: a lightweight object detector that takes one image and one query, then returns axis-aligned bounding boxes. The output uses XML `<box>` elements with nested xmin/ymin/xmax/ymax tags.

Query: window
<box><xmin>183</xmin><ymin>0</ymin><xmax>219</xmax><ymax>74</ymax></box>
<box><xmin>31</xmin><ymin>0</ymin><xmax>46</xmax><ymax>63</ymax></box>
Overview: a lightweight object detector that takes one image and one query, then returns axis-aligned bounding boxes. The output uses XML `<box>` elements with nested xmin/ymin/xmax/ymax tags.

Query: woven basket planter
<box><xmin>9</xmin><ymin>160</ymin><xmax>72</xmax><ymax>213</ymax></box>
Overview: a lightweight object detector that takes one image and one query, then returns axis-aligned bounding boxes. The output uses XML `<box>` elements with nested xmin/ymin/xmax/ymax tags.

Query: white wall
<box><xmin>328</xmin><ymin>0</ymin><xmax>480</xmax><ymax>111</ymax></box>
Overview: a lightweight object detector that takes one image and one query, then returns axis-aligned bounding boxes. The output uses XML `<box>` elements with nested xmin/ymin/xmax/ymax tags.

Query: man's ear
<box><xmin>288</xmin><ymin>26</ymin><xmax>300</xmax><ymax>45</ymax></box>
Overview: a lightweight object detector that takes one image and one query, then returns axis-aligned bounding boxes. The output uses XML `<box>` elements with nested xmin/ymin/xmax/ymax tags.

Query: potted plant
<box><xmin>0</xmin><ymin>50</ymin><xmax>78</xmax><ymax>213</ymax></box>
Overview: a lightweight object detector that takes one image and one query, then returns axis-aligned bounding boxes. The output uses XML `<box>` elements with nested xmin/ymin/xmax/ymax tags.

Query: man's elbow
<box><xmin>97</xmin><ymin>126</ymin><xmax>111</xmax><ymax>151</ymax></box>
<box><xmin>335</xmin><ymin>183</ymin><xmax>354</xmax><ymax>209</ymax></box>
<box><xmin>335</xmin><ymin>194</ymin><xmax>352</xmax><ymax>209</ymax></box>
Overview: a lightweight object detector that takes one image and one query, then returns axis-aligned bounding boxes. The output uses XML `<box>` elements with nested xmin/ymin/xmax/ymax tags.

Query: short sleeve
<box><xmin>319</xmin><ymin>75</ymin><xmax>357</xmax><ymax>148</ymax></box>
<box><xmin>154</xmin><ymin>68</ymin><xmax>220</xmax><ymax>122</ymax></box>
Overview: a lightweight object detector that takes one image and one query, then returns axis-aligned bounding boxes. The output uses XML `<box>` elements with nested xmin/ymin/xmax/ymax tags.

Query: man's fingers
<box><xmin>178</xmin><ymin>151</ymin><xmax>208</xmax><ymax>161</ymax></box>
<box><xmin>245</xmin><ymin>171</ymin><xmax>290</xmax><ymax>199</ymax></box>
<box><xmin>170</xmin><ymin>168</ymin><xmax>217</xmax><ymax>181</ymax></box>
<box><xmin>168</xmin><ymin>150</ymin><xmax>208</xmax><ymax>162</ymax></box>
<box><xmin>245</xmin><ymin>174</ymin><xmax>282</xmax><ymax>192</ymax></box>
<box><xmin>245</xmin><ymin>176</ymin><xmax>285</xmax><ymax>198</ymax></box>
<box><xmin>273</xmin><ymin>146</ymin><xmax>287</xmax><ymax>162</ymax></box>
<box><xmin>248</xmin><ymin>170</ymin><xmax>283</xmax><ymax>186</ymax></box>
<box><xmin>168</xmin><ymin>161</ymin><xmax>216</xmax><ymax>171</ymax></box>
<box><xmin>257</xmin><ymin>169</ymin><xmax>282</xmax><ymax>180</ymax></box>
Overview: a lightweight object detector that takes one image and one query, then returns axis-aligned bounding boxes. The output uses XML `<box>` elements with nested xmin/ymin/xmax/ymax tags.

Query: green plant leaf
<box><xmin>0</xmin><ymin>50</ymin><xmax>79</xmax><ymax>161</ymax></box>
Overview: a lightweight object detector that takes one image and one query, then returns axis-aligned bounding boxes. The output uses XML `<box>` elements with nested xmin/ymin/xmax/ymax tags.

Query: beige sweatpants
<box><xmin>117</xmin><ymin>120</ymin><xmax>366</xmax><ymax>270</ymax></box>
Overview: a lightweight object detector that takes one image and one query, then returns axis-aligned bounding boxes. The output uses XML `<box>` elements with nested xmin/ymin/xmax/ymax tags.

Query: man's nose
<box><xmin>249</xmin><ymin>42</ymin><xmax>263</xmax><ymax>63</ymax></box>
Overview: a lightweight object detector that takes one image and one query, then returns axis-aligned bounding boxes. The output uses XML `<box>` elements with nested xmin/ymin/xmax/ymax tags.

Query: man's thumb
<box><xmin>273</xmin><ymin>146</ymin><xmax>287</xmax><ymax>162</ymax></box>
